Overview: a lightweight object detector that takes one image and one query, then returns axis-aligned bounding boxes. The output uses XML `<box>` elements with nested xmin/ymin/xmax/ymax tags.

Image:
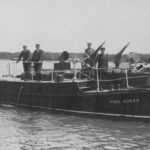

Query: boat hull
<box><xmin>0</xmin><ymin>80</ymin><xmax>150</xmax><ymax>119</ymax></box>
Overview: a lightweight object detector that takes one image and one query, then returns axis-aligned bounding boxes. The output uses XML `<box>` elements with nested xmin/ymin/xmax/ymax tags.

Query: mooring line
<box><xmin>16</xmin><ymin>86</ymin><xmax>23</xmax><ymax>106</ymax></box>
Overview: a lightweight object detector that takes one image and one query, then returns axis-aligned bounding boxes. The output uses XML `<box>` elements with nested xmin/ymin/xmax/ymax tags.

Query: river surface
<box><xmin>0</xmin><ymin>60</ymin><xmax>150</xmax><ymax>150</ymax></box>
<box><xmin>0</xmin><ymin>106</ymin><xmax>150</xmax><ymax>150</ymax></box>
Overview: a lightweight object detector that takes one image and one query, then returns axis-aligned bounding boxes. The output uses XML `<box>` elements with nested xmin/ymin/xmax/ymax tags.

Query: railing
<box><xmin>0</xmin><ymin>59</ymin><xmax>149</xmax><ymax>92</ymax></box>
<box><xmin>78</xmin><ymin>59</ymin><xmax>149</xmax><ymax>91</ymax></box>
<box><xmin>80</xmin><ymin>66</ymin><xmax>130</xmax><ymax>92</ymax></box>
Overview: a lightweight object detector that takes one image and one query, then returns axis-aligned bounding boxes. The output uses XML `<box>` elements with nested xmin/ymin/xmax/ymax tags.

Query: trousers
<box><xmin>33</xmin><ymin>62</ymin><xmax>42</xmax><ymax>80</ymax></box>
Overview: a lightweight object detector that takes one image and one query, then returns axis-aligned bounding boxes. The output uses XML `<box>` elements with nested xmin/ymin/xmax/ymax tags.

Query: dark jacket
<box><xmin>96</xmin><ymin>54</ymin><xmax>108</xmax><ymax>69</ymax></box>
<box><xmin>85</xmin><ymin>48</ymin><xmax>95</xmax><ymax>57</ymax></box>
<box><xmin>17</xmin><ymin>50</ymin><xmax>30</xmax><ymax>62</ymax></box>
<box><xmin>32</xmin><ymin>49</ymin><xmax>44</xmax><ymax>62</ymax></box>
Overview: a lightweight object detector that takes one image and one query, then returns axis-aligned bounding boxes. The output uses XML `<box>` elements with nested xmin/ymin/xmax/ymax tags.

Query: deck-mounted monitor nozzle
<box><xmin>114</xmin><ymin>42</ymin><xmax>130</xmax><ymax>68</ymax></box>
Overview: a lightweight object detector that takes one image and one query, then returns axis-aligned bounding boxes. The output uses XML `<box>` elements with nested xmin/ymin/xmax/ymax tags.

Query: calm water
<box><xmin>0</xmin><ymin>106</ymin><xmax>150</xmax><ymax>150</ymax></box>
<box><xmin>0</xmin><ymin>60</ymin><xmax>149</xmax><ymax>150</ymax></box>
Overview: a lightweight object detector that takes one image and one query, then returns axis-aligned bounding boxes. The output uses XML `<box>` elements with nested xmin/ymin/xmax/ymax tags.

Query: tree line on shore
<box><xmin>0</xmin><ymin>52</ymin><xmax>150</xmax><ymax>62</ymax></box>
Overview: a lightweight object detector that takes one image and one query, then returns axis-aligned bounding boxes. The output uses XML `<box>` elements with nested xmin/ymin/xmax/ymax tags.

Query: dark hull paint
<box><xmin>0</xmin><ymin>80</ymin><xmax>150</xmax><ymax>120</ymax></box>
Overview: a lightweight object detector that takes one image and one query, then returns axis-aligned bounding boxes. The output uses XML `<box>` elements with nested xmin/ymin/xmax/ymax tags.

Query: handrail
<box><xmin>96</xmin><ymin>65</ymin><xmax>100</xmax><ymax>91</ymax></box>
<box><xmin>96</xmin><ymin>75</ymin><xmax>147</xmax><ymax>82</ymax></box>
<box><xmin>0</xmin><ymin>59</ymin><xmax>149</xmax><ymax>89</ymax></box>
<box><xmin>79</xmin><ymin>71</ymin><xmax>95</xmax><ymax>81</ymax></box>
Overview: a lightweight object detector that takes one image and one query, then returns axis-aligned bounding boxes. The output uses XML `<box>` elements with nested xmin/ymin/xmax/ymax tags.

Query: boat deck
<box><xmin>0</xmin><ymin>76</ymin><xmax>90</xmax><ymax>83</ymax></box>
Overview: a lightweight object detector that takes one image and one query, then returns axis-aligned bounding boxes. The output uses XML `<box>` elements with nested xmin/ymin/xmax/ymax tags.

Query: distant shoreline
<box><xmin>0</xmin><ymin>52</ymin><xmax>150</xmax><ymax>62</ymax></box>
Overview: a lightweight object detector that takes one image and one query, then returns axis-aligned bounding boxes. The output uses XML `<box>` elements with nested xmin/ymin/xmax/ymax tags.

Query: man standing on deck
<box><xmin>96</xmin><ymin>47</ymin><xmax>108</xmax><ymax>78</ymax></box>
<box><xmin>31</xmin><ymin>44</ymin><xmax>44</xmax><ymax>80</ymax></box>
<box><xmin>83</xmin><ymin>43</ymin><xmax>96</xmax><ymax>66</ymax></box>
<box><xmin>84</xmin><ymin>43</ymin><xmax>95</xmax><ymax>58</ymax></box>
<box><xmin>16</xmin><ymin>45</ymin><xmax>31</xmax><ymax>79</ymax></box>
<box><xmin>82</xmin><ymin>43</ymin><xmax>95</xmax><ymax>77</ymax></box>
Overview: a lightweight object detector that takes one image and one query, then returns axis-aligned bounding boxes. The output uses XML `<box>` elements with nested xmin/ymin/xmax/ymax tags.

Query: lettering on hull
<box><xmin>109</xmin><ymin>99</ymin><xmax>140</xmax><ymax>104</ymax></box>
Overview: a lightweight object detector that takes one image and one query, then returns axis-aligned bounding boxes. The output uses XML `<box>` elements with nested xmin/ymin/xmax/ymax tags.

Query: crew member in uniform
<box><xmin>82</xmin><ymin>43</ymin><xmax>96</xmax><ymax>78</ymax></box>
<box><xmin>31</xmin><ymin>44</ymin><xmax>44</xmax><ymax>80</ymax></box>
<box><xmin>84</xmin><ymin>43</ymin><xmax>95</xmax><ymax>58</ymax></box>
<box><xmin>96</xmin><ymin>47</ymin><xmax>108</xmax><ymax>79</ymax></box>
<box><xmin>16</xmin><ymin>45</ymin><xmax>31</xmax><ymax>79</ymax></box>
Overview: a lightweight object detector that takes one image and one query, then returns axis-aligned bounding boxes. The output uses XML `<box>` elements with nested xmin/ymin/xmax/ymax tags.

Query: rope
<box><xmin>100</xmin><ymin>75</ymin><xmax>147</xmax><ymax>82</ymax></box>
<box><xmin>16</xmin><ymin>86</ymin><xmax>23</xmax><ymax>106</ymax></box>
<box><xmin>79</xmin><ymin>71</ymin><xmax>95</xmax><ymax>81</ymax></box>
<box><xmin>127</xmin><ymin>75</ymin><xmax>146</xmax><ymax>79</ymax></box>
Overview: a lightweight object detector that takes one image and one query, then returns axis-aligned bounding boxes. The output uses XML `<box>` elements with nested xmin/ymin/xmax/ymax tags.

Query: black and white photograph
<box><xmin>0</xmin><ymin>0</ymin><xmax>150</xmax><ymax>149</ymax></box>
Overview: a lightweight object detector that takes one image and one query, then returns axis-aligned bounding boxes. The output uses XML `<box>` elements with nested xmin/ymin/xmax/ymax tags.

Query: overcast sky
<box><xmin>0</xmin><ymin>0</ymin><xmax>150</xmax><ymax>54</ymax></box>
